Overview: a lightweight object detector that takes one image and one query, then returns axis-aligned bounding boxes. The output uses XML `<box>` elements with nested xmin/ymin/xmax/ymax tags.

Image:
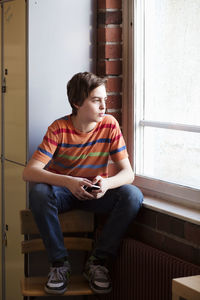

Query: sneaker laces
<box><xmin>48</xmin><ymin>265</ymin><xmax>70</xmax><ymax>283</ymax></box>
<box><xmin>89</xmin><ymin>264</ymin><xmax>110</xmax><ymax>281</ymax></box>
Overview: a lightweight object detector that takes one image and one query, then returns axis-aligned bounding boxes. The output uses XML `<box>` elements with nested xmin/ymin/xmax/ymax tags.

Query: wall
<box><xmin>96</xmin><ymin>0</ymin><xmax>200</xmax><ymax>267</ymax></box>
<box><xmin>97</xmin><ymin>0</ymin><xmax>122</xmax><ymax>125</ymax></box>
<box><xmin>128</xmin><ymin>207</ymin><xmax>200</xmax><ymax>266</ymax></box>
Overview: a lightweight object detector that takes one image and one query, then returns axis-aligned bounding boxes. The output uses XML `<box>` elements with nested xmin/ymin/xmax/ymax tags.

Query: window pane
<box><xmin>136</xmin><ymin>127</ymin><xmax>200</xmax><ymax>189</ymax></box>
<box><xmin>144</xmin><ymin>0</ymin><xmax>200</xmax><ymax>126</ymax></box>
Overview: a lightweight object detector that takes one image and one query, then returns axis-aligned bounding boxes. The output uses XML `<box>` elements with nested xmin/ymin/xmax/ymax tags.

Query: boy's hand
<box><xmin>66</xmin><ymin>177</ymin><xmax>95</xmax><ymax>201</ymax></box>
<box><xmin>91</xmin><ymin>176</ymin><xmax>109</xmax><ymax>198</ymax></box>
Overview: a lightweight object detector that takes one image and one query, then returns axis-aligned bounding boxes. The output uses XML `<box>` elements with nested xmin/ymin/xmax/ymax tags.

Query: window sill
<box><xmin>143</xmin><ymin>196</ymin><xmax>200</xmax><ymax>225</ymax></box>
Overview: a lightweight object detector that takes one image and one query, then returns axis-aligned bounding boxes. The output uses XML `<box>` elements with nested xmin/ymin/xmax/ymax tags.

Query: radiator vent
<box><xmin>101</xmin><ymin>238</ymin><xmax>200</xmax><ymax>300</ymax></box>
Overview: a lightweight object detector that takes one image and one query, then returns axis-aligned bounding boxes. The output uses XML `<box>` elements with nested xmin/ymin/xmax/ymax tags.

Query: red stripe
<box><xmin>53</xmin><ymin>128</ymin><xmax>78</xmax><ymax>135</ymax></box>
<box><xmin>52</xmin><ymin>124</ymin><xmax>116</xmax><ymax>135</ymax></box>
<box><xmin>47</xmin><ymin>167</ymin><xmax>62</xmax><ymax>174</ymax></box>
<box><xmin>44</xmin><ymin>136</ymin><xmax>58</xmax><ymax>146</ymax></box>
<box><xmin>94</xmin><ymin>123</ymin><xmax>116</xmax><ymax>132</ymax></box>
<box><xmin>111</xmin><ymin>133</ymin><xmax>122</xmax><ymax>142</ymax></box>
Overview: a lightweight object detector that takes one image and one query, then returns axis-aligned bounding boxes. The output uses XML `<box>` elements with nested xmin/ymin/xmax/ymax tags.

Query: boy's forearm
<box><xmin>23</xmin><ymin>166</ymin><xmax>72</xmax><ymax>188</ymax></box>
<box><xmin>105</xmin><ymin>168</ymin><xmax>135</xmax><ymax>190</ymax></box>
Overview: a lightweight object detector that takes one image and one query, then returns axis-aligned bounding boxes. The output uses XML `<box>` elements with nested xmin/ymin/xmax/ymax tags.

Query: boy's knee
<box><xmin>29</xmin><ymin>183</ymin><xmax>53</xmax><ymax>212</ymax></box>
<box><xmin>120</xmin><ymin>184</ymin><xmax>143</xmax><ymax>211</ymax></box>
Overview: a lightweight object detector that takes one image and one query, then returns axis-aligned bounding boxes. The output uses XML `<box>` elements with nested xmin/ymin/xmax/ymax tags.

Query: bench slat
<box><xmin>22</xmin><ymin>237</ymin><xmax>93</xmax><ymax>253</ymax></box>
<box><xmin>21</xmin><ymin>275</ymin><xmax>94</xmax><ymax>296</ymax></box>
<box><xmin>20</xmin><ymin>209</ymin><xmax>94</xmax><ymax>234</ymax></box>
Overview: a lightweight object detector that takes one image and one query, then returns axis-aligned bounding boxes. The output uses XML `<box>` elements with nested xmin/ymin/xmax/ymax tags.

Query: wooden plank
<box><xmin>172</xmin><ymin>294</ymin><xmax>179</xmax><ymax>300</ymax></box>
<box><xmin>21</xmin><ymin>275</ymin><xmax>94</xmax><ymax>296</ymax></box>
<box><xmin>20</xmin><ymin>209</ymin><xmax>94</xmax><ymax>234</ymax></box>
<box><xmin>172</xmin><ymin>275</ymin><xmax>200</xmax><ymax>300</ymax></box>
<box><xmin>21</xmin><ymin>237</ymin><xmax>93</xmax><ymax>253</ymax></box>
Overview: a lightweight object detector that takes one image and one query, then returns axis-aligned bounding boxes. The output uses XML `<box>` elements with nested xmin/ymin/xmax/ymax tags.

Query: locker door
<box><xmin>3</xmin><ymin>0</ymin><xmax>26</xmax><ymax>164</ymax></box>
<box><xmin>4</xmin><ymin>161</ymin><xmax>26</xmax><ymax>300</ymax></box>
<box><xmin>0</xmin><ymin>5</ymin><xmax>2</xmax><ymax>300</ymax></box>
<box><xmin>0</xmin><ymin>163</ymin><xmax>1</xmax><ymax>300</ymax></box>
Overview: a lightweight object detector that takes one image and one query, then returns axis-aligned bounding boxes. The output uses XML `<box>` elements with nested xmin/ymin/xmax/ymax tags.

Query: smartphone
<box><xmin>84</xmin><ymin>184</ymin><xmax>100</xmax><ymax>192</ymax></box>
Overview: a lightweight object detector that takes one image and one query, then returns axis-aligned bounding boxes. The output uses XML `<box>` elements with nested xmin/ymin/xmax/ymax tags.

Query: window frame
<box><xmin>122</xmin><ymin>0</ymin><xmax>200</xmax><ymax>210</ymax></box>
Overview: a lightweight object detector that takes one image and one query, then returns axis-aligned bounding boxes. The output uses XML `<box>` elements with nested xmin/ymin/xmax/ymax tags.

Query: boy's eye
<box><xmin>93</xmin><ymin>98</ymin><xmax>107</xmax><ymax>102</ymax></box>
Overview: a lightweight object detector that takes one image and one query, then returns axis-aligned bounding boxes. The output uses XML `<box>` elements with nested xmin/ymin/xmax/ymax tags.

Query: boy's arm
<box><xmin>92</xmin><ymin>158</ymin><xmax>135</xmax><ymax>198</ymax></box>
<box><xmin>22</xmin><ymin>158</ymin><xmax>95</xmax><ymax>200</ymax></box>
<box><xmin>105</xmin><ymin>157</ymin><xmax>135</xmax><ymax>189</ymax></box>
<box><xmin>23</xmin><ymin>158</ymin><xmax>68</xmax><ymax>187</ymax></box>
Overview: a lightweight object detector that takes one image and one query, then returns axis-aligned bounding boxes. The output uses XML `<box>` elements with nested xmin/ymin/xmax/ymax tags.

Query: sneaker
<box><xmin>45</xmin><ymin>260</ymin><xmax>71</xmax><ymax>294</ymax></box>
<box><xmin>83</xmin><ymin>256</ymin><xmax>112</xmax><ymax>294</ymax></box>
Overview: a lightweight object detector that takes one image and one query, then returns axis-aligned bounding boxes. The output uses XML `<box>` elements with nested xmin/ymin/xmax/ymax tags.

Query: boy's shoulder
<box><xmin>102</xmin><ymin>114</ymin><xmax>119</xmax><ymax>126</ymax></box>
<box><xmin>48</xmin><ymin>115</ymin><xmax>71</xmax><ymax>129</ymax></box>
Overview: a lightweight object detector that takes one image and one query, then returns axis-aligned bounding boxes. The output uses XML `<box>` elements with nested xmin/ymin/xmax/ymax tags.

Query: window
<box><xmin>123</xmin><ymin>0</ymin><xmax>200</xmax><ymax>208</ymax></box>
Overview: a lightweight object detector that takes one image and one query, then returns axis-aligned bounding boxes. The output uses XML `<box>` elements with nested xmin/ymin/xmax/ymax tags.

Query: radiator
<box><xmin>100</xmin><ymin>238</ymin><xmax>200</xmax><ymax>300</ymax></box>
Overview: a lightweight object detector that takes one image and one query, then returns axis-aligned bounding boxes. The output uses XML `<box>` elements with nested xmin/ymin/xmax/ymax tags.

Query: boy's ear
<box><xmin>73</xmin><ymin>103</ymin><xmax>79</xmax><ymax>109</ymax></box>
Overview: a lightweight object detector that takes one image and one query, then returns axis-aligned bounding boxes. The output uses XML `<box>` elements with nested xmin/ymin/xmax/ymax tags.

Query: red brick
<box><xmin>170</xmin><ymin>218</ymin><xmax>185</xmax><ymax>238</ymax></box>
<box><xmin>157</xmin><ymin>213</ymin><xmax>171</xmax><ymax>233</ymax></box>
<box><xmin>106</xmin><ymin>44</ymin><xmax>122</xmax><ymax>58</ymax></box>
<box><xmin>108</xmin><ymin>111</ymin><xmax>122</xmax><ymax>125</ymax></box>
<box><xmin>106</xmin><ymin>77</ymin><xmax>122</xmax><ymax>92</ymax></box>
<box><xmin>97</xmin><ymin>60</ymin><xmax>122</xmax><ymax>75</ymax></box>
<box><xmin>127</xmin><ymin>222</ymin><xmax>166</xmax><ymax>250</ymax></box>
<box><xmin>98</xmin><ymin>44</ymin><xmax>122</xmax><ymax>59</ymax></box>
<box><xmin>98</xmin><ymin>27</ymin><xmax>122</xmax><ymax>43</ymax></box>
<box><xmin>135</xmin><ymin>207</ymin><xmax>157</xmax><ymax>228</ymax></box>
<box><xmin>98</xmin><ymin>0</ymin><xmax>122</xmax><ymax>9</ymax></box>
<box><xmin>106</xmin><ymin>94</ymin><xmax>122</xmax><ymax>109</ymax></box>
<box><xmin>106</xmin><ymin>60</ymin><xmax>121</xmax><ymax>74</ymax></box>
<box><xmin>163</xmin><ymin>236</ymin><xmax>197</xmax><ymax>264</ymax></box>
<box><xmin>185</xmin><ymin>222</ymin><xmax>200</xmax><ymax>246</ymax></box>
<box><xmin>98</xmin><ymin>11</ymin><xmax>122</xmax><ymax>25</ymax></box>
<box><xmin>97</xmin><ymin>61</ymin><xmax>105</xmax><ymax>75</ymax></box>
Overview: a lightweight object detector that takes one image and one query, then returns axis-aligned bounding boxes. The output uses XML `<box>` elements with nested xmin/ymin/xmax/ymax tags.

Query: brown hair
<box><xmin>67</xmin><ymin>72</ymin><xmax>107</xmax><ymax>115</ymax></box>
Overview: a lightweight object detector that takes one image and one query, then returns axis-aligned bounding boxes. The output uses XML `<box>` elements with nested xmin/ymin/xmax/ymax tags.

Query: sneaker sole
<box><xmin>83</xmin><ymin>272</ymin><xmax>112</xmax><ymax>294</ymax></box>
<box><xmin>44</xmin><ymin>285</ymin><xmax>67</xmax><ymax>295</ymax></box>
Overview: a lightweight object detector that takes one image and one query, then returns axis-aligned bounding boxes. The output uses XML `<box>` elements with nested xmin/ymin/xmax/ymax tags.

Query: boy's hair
<box><xmin>67</xmin><ymin>72</ymin><xmax>107</xmax><ymax>115</ymax></box>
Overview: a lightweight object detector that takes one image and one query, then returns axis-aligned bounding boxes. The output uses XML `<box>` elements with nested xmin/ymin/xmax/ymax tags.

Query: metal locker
<box><xmin>4</xmin><ymin>161</ymin><xmax>25</xmax><ymax>300</ymax></box>
<box><xmin>3</xmin><ymin>0</ymin><xmax>26</xmax><ymax>164</ymax></box>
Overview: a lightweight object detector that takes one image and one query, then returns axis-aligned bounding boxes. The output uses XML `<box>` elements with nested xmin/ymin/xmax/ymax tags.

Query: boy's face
<box><xmin>76</xmin><ymin>84</ymin><xmax>107</xmax><ymax>123</ymax></box>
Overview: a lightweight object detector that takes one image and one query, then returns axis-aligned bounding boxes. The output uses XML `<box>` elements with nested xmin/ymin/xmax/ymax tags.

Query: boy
<box><xmin>23</xmin><ymin>72</ymin><xmax>143</xmax><ymax>295</ymax></box>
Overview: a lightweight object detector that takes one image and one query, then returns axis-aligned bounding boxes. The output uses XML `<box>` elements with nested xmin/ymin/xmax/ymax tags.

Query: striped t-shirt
<box><xmin>32</xmin><ymin>114</ymin><xmax>128</xmax><ymax>180</ymax></box>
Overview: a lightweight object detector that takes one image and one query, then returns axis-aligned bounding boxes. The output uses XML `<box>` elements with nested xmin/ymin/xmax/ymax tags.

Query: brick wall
<box><xmin>97</xmin><ymin>0</ymin><xmax>122</xmax><ymax>125</ymax></box>
<box><xmin>96</xmin><ymin>0</ymin><xmax>200</xmax><ymax>267</ymax></box>
<box><xmin>128</xmin><ymin>207</ymin><xmax>200</xmax><ymax>266</ymax></box>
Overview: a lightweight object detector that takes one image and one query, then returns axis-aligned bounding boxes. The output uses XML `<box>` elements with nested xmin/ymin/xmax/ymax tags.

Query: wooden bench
<box><xmin>20</xmin><ymin>209</ymin><xmax>95</xmax><ymax>297</ymax></box>
<box><xmin>172</xmin><ymin>275</ymin><xmax>200</xmax><ymax>300</ymax></box>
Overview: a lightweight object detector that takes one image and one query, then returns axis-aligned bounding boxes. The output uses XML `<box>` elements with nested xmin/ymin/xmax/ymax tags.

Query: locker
<box><xmin>0</xmin><ymin>161</ymin><xmax>2</xmax><ymax>300</ymax></box>
<box><xmin>0</xmin><ymin>6</ymin><xmax>2</xmax><ymax>299</ymax></box>
<box><xmin>4</xmin><ymin>161</ymin><xmax>25</xmax><ymax>300</ymax></box>
<box><xmin>4</xmin><ymin>0</ymin><xmax>26</xmax><ymax>164</ymax></box>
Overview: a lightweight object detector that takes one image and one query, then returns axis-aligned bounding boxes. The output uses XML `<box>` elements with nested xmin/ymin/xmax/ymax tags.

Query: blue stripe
<box><xmin>58</xmin><ymin>138</ymin><xmax>111</xmax><ymax>148</ymax></box>
<box><xmin>110</xmin><ymin>145</ymin><xmax>126</xmax><ymax>155</ymax></box>
<box><xmin>38</xmin><ymin>147</ymin><xmax>53</xmax><ymax>158</ymax></box>
<box><xmin>53</xmin><ymin>161</ymin><xmax>107</xmax><ymax>170</ymax></box>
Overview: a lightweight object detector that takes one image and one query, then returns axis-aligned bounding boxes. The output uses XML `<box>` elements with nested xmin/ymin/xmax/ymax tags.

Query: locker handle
<box><xmin>2</xmin><ymin>77</ymin><xmax>6</xmax><ymax>93</ymax></box>
<box><xmin>3</xmin><ymin>231</ymin><xmax>7</xmax><ymax>247</ymax></box>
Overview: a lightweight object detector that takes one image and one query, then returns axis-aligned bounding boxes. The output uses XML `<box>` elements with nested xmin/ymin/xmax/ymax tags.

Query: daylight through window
<box><xmin>134</xmin><ymin>0</ymin><xmax>200</xmax><ymax>205</ymax></box>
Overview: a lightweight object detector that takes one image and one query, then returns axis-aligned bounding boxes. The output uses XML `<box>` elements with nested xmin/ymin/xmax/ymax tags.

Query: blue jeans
<box><xmin>29</xmin><ymin>183</ymin><xmax>143</xmax><ymax>263</ymax></box>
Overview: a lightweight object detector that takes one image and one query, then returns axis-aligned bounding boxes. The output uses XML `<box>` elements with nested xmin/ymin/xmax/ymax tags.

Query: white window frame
<box><xmin>122</xmin><ymin>0</ymin><xmax>200</xmax><ymax>210</ymax></box>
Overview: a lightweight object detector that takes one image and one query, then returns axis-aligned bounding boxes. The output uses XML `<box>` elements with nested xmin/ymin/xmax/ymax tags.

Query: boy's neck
<box><xmin>71</xmin><ymin>115</ymin><xmax>97</xmax><ymax>133</ymax></box>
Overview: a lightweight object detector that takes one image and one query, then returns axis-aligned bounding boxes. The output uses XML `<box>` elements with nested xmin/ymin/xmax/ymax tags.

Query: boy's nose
<box><xmin>100</xmin><ymin>100</ymin><xmax>106</xmax><ymax>109</ymax></box>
